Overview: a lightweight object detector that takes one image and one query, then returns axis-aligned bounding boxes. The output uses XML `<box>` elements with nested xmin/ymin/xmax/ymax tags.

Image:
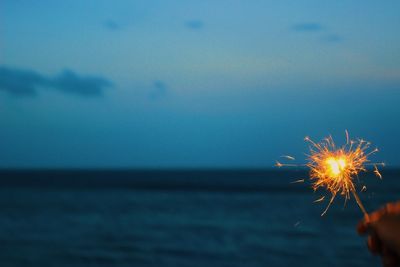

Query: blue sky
<box><xmin>0</xmin><ymin>0</ymin><xmax>399</xmax><ymax>168</ymax></box>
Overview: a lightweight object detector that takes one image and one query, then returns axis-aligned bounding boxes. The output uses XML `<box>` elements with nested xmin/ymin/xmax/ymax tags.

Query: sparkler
<box><xmin>276</xmin><ymin>131</ymin><xmax>384</xmax><ymax>216</ymax></box>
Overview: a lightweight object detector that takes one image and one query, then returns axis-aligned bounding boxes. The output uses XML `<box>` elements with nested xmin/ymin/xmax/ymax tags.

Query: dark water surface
<box><xmin>0</xmin><ymin>170</ymin><xmax>398</xmax><ymax>267</ymax></box>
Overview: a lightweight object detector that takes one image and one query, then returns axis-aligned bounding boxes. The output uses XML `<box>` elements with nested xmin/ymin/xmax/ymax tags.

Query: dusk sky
<box><xmin>1</xmin><ymin>1</ymin><xmax>400</xmax><ymax>168</ymax></box>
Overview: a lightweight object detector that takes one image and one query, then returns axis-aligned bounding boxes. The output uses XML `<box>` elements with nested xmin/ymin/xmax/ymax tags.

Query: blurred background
<box><xmin>0</xmin><ymin>1</ymin><xmax>399</xmax><ymax>266</ymax></box>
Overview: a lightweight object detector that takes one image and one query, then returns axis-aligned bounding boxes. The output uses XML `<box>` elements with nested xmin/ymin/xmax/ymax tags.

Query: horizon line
<box><xmin>0</xmin><ymin>166</ymin><xmax>397</xmax><ymax>172</ymax></box>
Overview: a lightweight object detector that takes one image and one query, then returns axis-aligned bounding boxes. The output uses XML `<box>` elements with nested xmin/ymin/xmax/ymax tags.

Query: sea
<box><xmin>0</xmin><ymin>169</ymin><xmax>398</xmax><ymax>267</ymax></box>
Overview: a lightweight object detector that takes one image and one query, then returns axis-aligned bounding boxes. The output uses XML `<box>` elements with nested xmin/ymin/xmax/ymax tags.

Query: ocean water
<box><xmin>0</xmin><ymin>170</ymin><xmax>398</xmax><ymax>267</ymax></box>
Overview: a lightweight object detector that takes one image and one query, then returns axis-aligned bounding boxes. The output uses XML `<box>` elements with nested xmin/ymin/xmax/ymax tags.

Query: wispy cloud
<box><xmin>149</xmin><ymin>80</ymin><xmax>168</xmax><ymax>100</ymax></box>
<box><xmin>291</xmin><ymin>22</ymin><xmax>343</xmax><ymax>44</ymax></box>
<box><xmin>185</xmin><ymin>20</ymin><xmax>204</xmax><ymax>30</ymax></box>
<box><xmin>0</xmin><ymin>66</ymin><xmax>112</xmax><ymax>97</ymax></box>
<box><xmin>291</xmin><ymin>23</ymin><xmax>323</xmax><ymax>32</ymax></box>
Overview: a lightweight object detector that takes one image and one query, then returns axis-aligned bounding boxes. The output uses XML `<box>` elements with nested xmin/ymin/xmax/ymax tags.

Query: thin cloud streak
<box><xmin>291</xmin><ymin>23</ymin><xmax>323</xmax><ymax>32</ymax></box>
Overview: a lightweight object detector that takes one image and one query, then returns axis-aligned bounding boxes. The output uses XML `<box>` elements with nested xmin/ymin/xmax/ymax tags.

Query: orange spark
<box><xmin>314</xmin><ymin>196</ymin><xmax>325</xmax><ymax>203</ymax></box>
<box><xmin>361</xmin><ymin>185</ymin><xmax>367</xmax><ymax>192</ymax></box>
<box><xmin>374</xmin><ymin>165</ymin><xmax>382</xmax><ymax>179</ymax></box>
<box><xmin>281</xmin><ymin>155</ymin><xmax>295</xmax><ymax>160</ymax></box>
<box><xmin>290</xmin><ymin>179</ymin><xmax>305</xmax><ymax>184</ymax></box>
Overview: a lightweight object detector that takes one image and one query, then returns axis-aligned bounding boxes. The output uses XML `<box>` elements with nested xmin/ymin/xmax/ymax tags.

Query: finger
<box><xmin>359</xmin><ymin>208</ymin><xmax>390</xmax><ymax>235</ymax></box>
<box><xmin>385</xmin><ymin>202</ymin><xmax>400</xmax><ymax>214</ymax></box>
<box><xmin>357</xmin><ymin>220</ymin><xmax>368</xmax><ymax>235</ymax></box>
<box><xmin>368</xmin><ymin>235</ymin><xmax>382</xmax><ymax>254</ymax></box>
<box><xmin>369</xmin><ymin>208</ymin><xmax>386</xmax><ymax>223</ymax></box>
<box><xmin>358</xmin><ymin>209</ymin><xmax>386</xmax><ymax>235</ymax></box>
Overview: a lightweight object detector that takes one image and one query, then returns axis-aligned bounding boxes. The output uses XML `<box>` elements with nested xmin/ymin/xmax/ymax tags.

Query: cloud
<box><xmin>185</xmin><ymin>20</ymin><xmax>204</xmax><ymax>30</ymax></box>
<box><xmin>0</xmin><ymin>67</ymin><xmax>45</xmax><ymax>96</ymax></box>
<box><xmin>149</xmin><ymin>80</ymin><xmax>168</xmax><ymax>100</ymax></box>
<box><xmin>103</xmin><ymin>19</ymin><xmax>120</xmax><ymax>31</ymax></box>
<box><xmin>51</xmin><ymin>70</ymin><xmax>112</xmax><ymax>96</ymax></box>
<box><xmin>0</xmin><ymin>66</ymin><xmax>112</xmax><ymax>97</ymax></box>
<box><xmin>291</xmin><ymin>23</ymin><xmax>323</xmax><ymax>32</ymax></box>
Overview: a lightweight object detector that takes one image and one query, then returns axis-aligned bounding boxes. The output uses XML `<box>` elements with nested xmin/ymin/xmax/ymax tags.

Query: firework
<box><xmin>276</xmin><ymin>131</ymin><xmax>384</xmax><ymax>216</ymax></box>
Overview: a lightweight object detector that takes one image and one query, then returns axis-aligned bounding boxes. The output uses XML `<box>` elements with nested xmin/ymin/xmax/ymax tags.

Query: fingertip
<box><xmin>357</xmin><ymin>221</ymin><xmax>368</xmax><ymax>234</ymax></box>
<box><xmin>364</xmin><ymin>213</ymin><xmax>371</xmax><ymax>222</ymax></box>
<box><xmin>369</xmin><ymin>210</ymin><xmax>384</xmax><ymax>222</ymax></box>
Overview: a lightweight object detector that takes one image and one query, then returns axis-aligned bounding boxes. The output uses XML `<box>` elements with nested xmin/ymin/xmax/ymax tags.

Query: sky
<box><xmin>0</xmin><ymin>0</ymin><xmax>400</xmax><ymax>168</ymax></box>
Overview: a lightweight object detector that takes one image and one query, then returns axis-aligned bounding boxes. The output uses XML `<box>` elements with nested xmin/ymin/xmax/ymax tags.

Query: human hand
<box><xmin>358</xmin><ymin>202</ymin><xmax>400</xmax><ymax>267</ymax></box>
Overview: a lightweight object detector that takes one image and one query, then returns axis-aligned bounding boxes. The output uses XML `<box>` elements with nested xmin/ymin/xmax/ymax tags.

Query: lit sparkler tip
<box><xmin>307</xmin><ymin>132</ymin><xmax>383</xmax><ymax>215</ymax></box>
<box><xmin>277</xmin><ymin>131</ymin><xmax>383</xmax><ymax>216</ymax></box>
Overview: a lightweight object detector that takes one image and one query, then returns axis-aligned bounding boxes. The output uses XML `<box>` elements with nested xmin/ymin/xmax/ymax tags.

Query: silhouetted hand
<box><xmin>358</xmin><ymin>202</ymin><xmax>400</xmax><ymax>267</ymax></box>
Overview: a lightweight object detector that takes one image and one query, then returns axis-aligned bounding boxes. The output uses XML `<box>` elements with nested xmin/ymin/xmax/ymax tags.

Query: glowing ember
<box><xmin>276</xmin><ymin>131</ymin><xmax>384</xmax><ymax>216</ymax></box>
